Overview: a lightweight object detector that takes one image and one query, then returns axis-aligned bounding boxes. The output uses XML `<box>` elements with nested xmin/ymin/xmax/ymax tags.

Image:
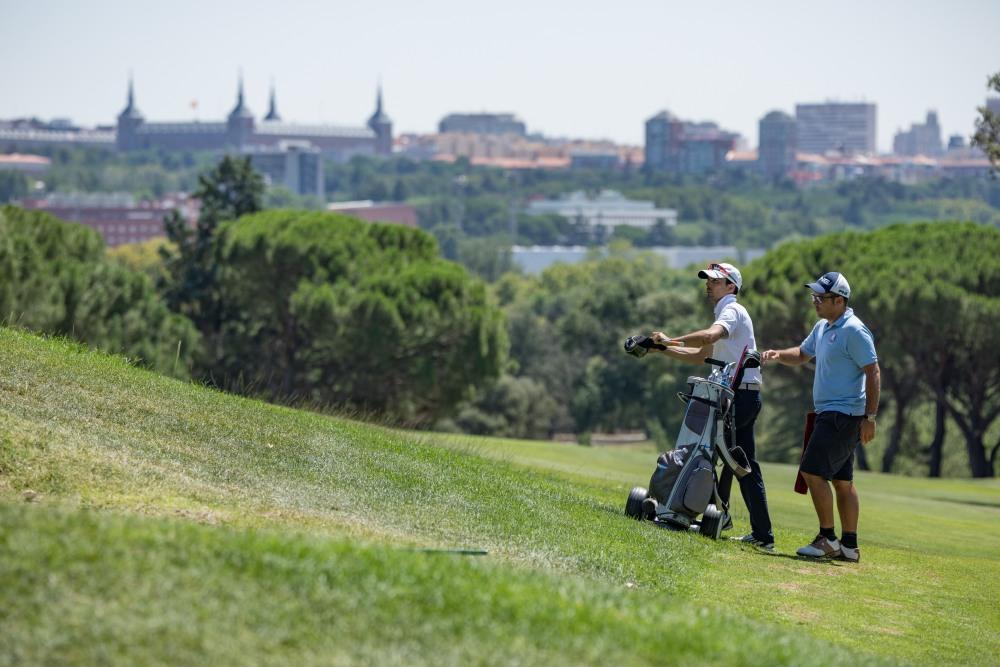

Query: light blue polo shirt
<box><xmin>800</xmin><ymin>308</ymin><xmax>878</xmax><ymax>415</ymax></box>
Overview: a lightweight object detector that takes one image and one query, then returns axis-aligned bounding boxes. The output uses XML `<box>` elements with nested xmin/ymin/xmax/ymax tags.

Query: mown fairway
<box><xmin>1</xmin><ymin>328</ymin><xmax>997</xmax><ymax>666</ymax></box>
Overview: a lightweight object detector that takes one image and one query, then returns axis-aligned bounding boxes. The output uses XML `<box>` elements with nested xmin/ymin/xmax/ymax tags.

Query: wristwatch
<box><xmin>865</xmin><ymin>413</ymin><xmax>877</xmax><ymax>423</ymax></box>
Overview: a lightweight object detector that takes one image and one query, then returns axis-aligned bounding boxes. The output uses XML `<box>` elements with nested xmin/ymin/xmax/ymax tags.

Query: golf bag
<box><xmin>624</xmin><ymin>344</ymin><xmax>759</xmax><ymax>539</ymax></box>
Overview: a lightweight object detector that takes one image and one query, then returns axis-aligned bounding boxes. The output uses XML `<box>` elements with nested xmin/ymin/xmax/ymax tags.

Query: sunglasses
<box><xmin>811</xmin><ymin>293</ymin><xmax>837</xmax><ymax>304</ymax></box>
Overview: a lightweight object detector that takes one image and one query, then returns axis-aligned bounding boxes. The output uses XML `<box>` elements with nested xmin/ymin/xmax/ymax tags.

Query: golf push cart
<box><xmin>622</xmin><ymin>335</ymin><xmax>760</xmax><ymax>539</ymax></box>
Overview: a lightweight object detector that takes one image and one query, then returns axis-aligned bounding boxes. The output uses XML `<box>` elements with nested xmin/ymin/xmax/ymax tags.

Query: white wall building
<box><xmin>511</xmin><ymin>245</ymin><xmax>765</xmax><ymax>275</ymax></box>
<box><xmin>525</xmin><ymin>190</ymin><xmax>677</xmax><ymax>229</ymax></box>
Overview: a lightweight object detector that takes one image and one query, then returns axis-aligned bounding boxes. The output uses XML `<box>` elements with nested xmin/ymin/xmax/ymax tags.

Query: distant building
<box><xmin>0</xmin><ymin>153</ymin><xmax>51</xmax><ymax>174</ymax></box>
<box><xmin>785</xmin><ymin>149</ymin><xmax>991</xmax><ymax>185</ymax></box>
<box><xmin>367</xmin><ymin>85</ymin><xmax>393</xmax><ymax>155</ymax></box>
<box><xmin>569</xmin><ymin>150</ymin><xmax>621</xmax><ymax>170</ymax></box>
<box><xmin>244</xmin><ymin>141</ymin><xmax>324</xmax><ymax>198</ymax></box>
<box><xmin>18</xmin><ymin>192</ymin><xmax>198</xmax><ymax>247</ymax></box>
<box><xmin>401</xmin><ymin>132</ymin><xmax>630</xmax><ymax>170</ymax></box>
<box><xmin>795</xmin><ymin>102</ymin><xmax>876</xmax><ymax>155</ymax></box>
<box><xmin>0</xmin><ymin>117</ymin><xmax>114</xmax><ymax>151</ymax></box>
<box><xmin>644</xmin><ymin>110</ymin><xmax>739</xmax><ymax>175</ymax></box>
<box><xmin>987</xmin><ymin>97</ymin><xmax>1000</xmax><ymax>115</ymax></box>
<box><xmin>526</xmin><ymin>190</ymin><xmax>677</xmax><ymax>229</ymax></box>
<box><xmin>438</xmin><ymin>113</ymin><xmax>526</xmax><ymax>136</ymax></box>
<box><xmin>510</xmin><ymin>245</ymin><xmax>765</xmax><ymax>274</ymax></box>
<box><xmin>1</xmin><ymin>78</ymin><xmax>393</xmax><ymax>160</ymax></box>
<box><xmin>650</xmin><ymin>246</ymin><xmax>766</xmax><ymax>269</ymax></box>
<box><xmin>947</xmin><ymin>134</ymin><xmax>966</xmax><ymax>150</ymax></box>
<box><xmin>757</xmin><ymin>110</ymin><xmax>797</xmax><ymax>179</ymax></box>
<box><xmin>893</xmin><ymin>111</ymin><xmax>942</xmax><ymax>156</ymax></box>
<box><xmin>113</xmin><ymin>76</ymin><xmax>392</xmax><ymax>161</ymax></box>
<box><xmin>510</xmin><ymin>246</ymin><xmax>592</xmax><ymax>274</ymax></box>
<box><xmin>326</xmin><ymin>200</ymin><xmax>418</xmax><ymax>227</ymax></box>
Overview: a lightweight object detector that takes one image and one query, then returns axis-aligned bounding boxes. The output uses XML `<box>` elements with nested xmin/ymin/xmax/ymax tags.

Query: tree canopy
<box><xmin>972</xmin><ymin>71</ymin><xmax>1000</xmax><ymax>173</ymax></box>
<box><xmin>742</xmin><ymin>222</ymin><xmax>1000</xmax><ymax>477</ymax></box>
<box><xmin>211</xmin><ymin>210</ymin><xmax>507</xmax><ymax>425</ymax></box>
<box><xmin>0</xmin><ymin>205</ymin><xmax>198</xmax><ymax>378</ymax></box>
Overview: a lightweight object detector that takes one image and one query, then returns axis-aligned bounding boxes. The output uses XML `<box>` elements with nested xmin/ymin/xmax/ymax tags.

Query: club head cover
<box><xmin>743</xmin><ymin>349</ymin><xmax>762</xmax><ymax>369</ymax></box>
<box><xmin>624</xmin><ymin>334</ymin><xmax>666</xmax><ymax>358</ymax></box>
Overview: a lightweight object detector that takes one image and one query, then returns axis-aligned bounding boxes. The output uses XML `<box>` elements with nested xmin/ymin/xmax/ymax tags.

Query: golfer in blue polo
<box><xmin>762</xmin><ymin>271</ymin><xmax>880</xmax><ymax>563</ymax></box>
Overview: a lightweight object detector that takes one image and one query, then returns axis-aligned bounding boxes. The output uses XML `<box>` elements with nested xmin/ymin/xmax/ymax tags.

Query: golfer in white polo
<box><xmin>651</xmin><ymin>262</ymin><xmax>775</xmax><ymax>550</ymax></box>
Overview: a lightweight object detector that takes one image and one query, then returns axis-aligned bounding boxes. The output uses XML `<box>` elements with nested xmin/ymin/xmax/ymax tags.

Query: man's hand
<box><xmin>762</xmin><ymin>349</ymin><xmax>780</xmax><ymax>365</ymax></box>
<box><xmin>651</xmin><ymin>331</ymin><xmax>672</xmax><ymax>346</ymax></box>
<box><xmin>861</xmin><ymin>420</ymin><xmax>876</xmax><ymax>445</ymax></box>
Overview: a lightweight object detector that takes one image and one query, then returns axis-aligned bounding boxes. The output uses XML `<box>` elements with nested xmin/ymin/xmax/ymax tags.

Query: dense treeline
<box><xmin>154</xmin><ymin>157</ymin><xmax>507</xmax><ymax>424</ymax></box>
<box><xmin>438</xmin><ymin>251</ymin><xmax>705</xmax><ymax>442</ymax></box>
<box><xmin>742</xmin><ymin>223</ymin><xmax>1000</xmax><ymax>478</ymax></box>
<box><xmin>324</xmin><ymin>157</ymin><xmax>1000</xmax><ymax>279</ymax></box>
<box><xmin>210</xmin><ymin>210</ymin><xmax>506</xmax><ymax>423</ymax></box>
<box><xmin>456</xmin><ymin>222</ymin><xmax>998</xmax><ymax>477</ymax></box>
<box><xmin>4</xmin><ymin>146</ymin><xmax>1000</xmax><ymax>282</ymax></box>
<box><xmin>2</xmin><ymin>156</ymin><xmax>507</xmax><ymax>425</ymax></box>
<box><xmin>0</xmin><ymin>205</ymin><xmax>198</xmax><ymax>377</ymax></box>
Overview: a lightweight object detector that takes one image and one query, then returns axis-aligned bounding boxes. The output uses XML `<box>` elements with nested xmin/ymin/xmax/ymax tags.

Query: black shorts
<box><xmin>800</xmin><ymin>411</ymin><xmax>862</xmax><ymax>482</ymax></box>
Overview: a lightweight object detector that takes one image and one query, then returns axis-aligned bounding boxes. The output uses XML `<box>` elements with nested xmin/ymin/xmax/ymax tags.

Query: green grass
<box><xmin>1</xmin><ymin>328</ymin><xmax>998</xmax><ymax>665</ymax></box>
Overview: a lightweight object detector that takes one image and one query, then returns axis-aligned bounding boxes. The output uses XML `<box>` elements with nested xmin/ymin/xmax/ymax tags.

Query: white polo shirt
<box><xmin>711</xmin><ymin>294</ymin><xmax>762</xmax><ymax>386</ymax></box>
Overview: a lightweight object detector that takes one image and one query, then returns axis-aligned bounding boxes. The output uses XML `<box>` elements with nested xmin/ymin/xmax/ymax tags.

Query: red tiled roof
<box><xmin>0</xmin><ymin>153</ymin><xmax>51</xmax><ymax>166</ymax></box>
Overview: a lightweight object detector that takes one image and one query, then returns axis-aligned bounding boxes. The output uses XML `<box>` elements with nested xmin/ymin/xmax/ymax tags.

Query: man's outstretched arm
<box><xmin>650</xmin><ymin>326</ymin><xmax>726</xmax><ymax>365</ymax></box>
<box><xmin>762</xmin><ymin>346</ymin><xmax>812</xmax><ymax>366</ymax></box>
<box><xmin>653</xmin><ymin>323</ymin><xmax>728</xmax><ymax>349</ymax></box>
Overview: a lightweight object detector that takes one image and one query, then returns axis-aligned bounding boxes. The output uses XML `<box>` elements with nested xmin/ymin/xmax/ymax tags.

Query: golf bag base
<box><xmin>622</xmin><ymin>347</ymin><xmax>759</xmax><ymax>540</ymax></box>
<box><xmin>625</xmin><ymin>486</ymin><xmax>731</xmax><ymax>538</ymax></box>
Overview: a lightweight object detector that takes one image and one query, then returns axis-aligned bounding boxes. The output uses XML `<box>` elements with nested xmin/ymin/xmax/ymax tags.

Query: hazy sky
<box><xmin>2</xmin><ymin>0</ymin><xmax>997</xmax><ymax>151</ymax></box>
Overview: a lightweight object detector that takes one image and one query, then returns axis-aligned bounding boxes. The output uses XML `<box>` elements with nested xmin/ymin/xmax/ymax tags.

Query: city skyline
<box><xmin>1</xmin><ymin>0</ymin><xmax>998</xmax><ymax>152</ymax></box>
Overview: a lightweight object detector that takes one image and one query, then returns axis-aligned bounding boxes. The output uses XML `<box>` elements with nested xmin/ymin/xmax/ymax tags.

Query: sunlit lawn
<box><xmin>1</xmin><ymin>328</ymin><xmax>997</xmax><ymax>665</ymax></box>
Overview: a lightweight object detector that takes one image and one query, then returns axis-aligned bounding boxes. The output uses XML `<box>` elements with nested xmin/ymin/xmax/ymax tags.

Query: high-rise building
<box><xmin>244</xmin><ymin>141</ymin><xmax>324</xmax><ymax>198</ymax></box>
<box><xmin>795</xmin><ymin>102</ymin><xmax>877</xmax><ymax>155</ymax></box>
<box><xmin>757</xmin><ymin>110</ymin><xmax>796</xmax><ymax>178</ymax></box>
<box><xmin>893</xmin><ymin>111</ymin><xmax>942</xmax><ymax>156</ymax></box>
<box><xmin>644</xmin><ymin>110</ymin><xmax>739</xmax><ymax>175</ymax></box>
<box><xmin>438</xmin><ymin>113</ymin><xmax>526</xmax><ymax>136</ymax></box>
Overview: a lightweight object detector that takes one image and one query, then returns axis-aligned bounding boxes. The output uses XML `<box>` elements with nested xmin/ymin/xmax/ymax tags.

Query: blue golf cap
<box><xmin>805</xmin><ymin>271</ymin><xmax>851</xmax><ymax>298</ymax></box>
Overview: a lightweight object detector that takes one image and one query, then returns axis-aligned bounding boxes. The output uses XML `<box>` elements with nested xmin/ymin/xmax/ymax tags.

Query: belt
<box><xmin>737</xmin><ymin>383</ymin><xmax>760</xmax><ymax>391</ymax></box>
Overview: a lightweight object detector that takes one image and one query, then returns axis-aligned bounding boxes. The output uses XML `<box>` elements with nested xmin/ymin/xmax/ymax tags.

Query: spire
<box><xmin>229</xmin><ymin>72</ymin><xmax>253</xmax><ymax>120</ymax></box>
<box><xmin>118</xmin><ymin>73</ymin><xmax>143</xmax><ymax>121</ymax></box>
<box><xmin>236</xmin><ymin>74</ymin><xmax>245</xmax><ymax>108</ymax></box>
<box><xmin>368</xmin><ymin>81</ymin><xmax>391</xmax><ymax>128</ymax></box>
<box><xmin>264</xmin><ymin>81</ymin><xmax>281</xmax><ymax>121</ymax></box>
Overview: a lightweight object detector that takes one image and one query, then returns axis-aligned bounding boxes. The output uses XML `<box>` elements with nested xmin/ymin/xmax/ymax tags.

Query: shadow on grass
<box><xmin>928</xmin><ymin>496</ymin><xmax>1000</xmax><ymax>510</ymax></box>
<box><xmin>744</xmin><ymin>549</ymin><xmax>853</xmax><ymax>567</ymax></box>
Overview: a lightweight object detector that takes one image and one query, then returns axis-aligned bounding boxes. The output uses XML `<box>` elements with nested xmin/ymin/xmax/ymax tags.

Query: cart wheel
<box><xmin>700</xmin><ymin>504</ymin><xmax>723</xmax><ymax>539</ymax></box>
<box><xmin>625</xmin><ymin>486</ymin><xmax>649</xmax><ymax>520</ymax></box>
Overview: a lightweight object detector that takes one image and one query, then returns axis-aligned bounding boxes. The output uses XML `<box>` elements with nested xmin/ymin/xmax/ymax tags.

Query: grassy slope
<box><xmin>1</xmin><ymin>329</ymin><xmax>997</xmax><ymax>665</ymax></box>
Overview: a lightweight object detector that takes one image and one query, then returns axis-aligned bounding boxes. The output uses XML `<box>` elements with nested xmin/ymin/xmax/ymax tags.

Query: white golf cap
<box><xmin>805</xmin><ymin>271</ymin><xmax>851</xmax><ymax>298</ymax></box>
<box><xmin>698</xmin><ymin>262</ymin><xmax>742</xmax><ymax>290</ymax></box>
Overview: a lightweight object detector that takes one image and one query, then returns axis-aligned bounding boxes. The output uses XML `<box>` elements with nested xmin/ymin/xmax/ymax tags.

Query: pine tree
<box><xmin>160</xmin><ymin>155</ymin><xmax>264</xmax><ymax>344</ymax></box>
<box><xmin>972</xmin><ymin>72</ymin><xmax>1000</xmax><ymax>174</ymax></box>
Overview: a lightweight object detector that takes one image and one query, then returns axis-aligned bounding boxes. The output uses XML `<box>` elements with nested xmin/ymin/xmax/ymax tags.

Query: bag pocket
<box><xmin>670</xmin><ymin>454</ymin><xmax>713</xmax><ymax>516</ymax></box>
